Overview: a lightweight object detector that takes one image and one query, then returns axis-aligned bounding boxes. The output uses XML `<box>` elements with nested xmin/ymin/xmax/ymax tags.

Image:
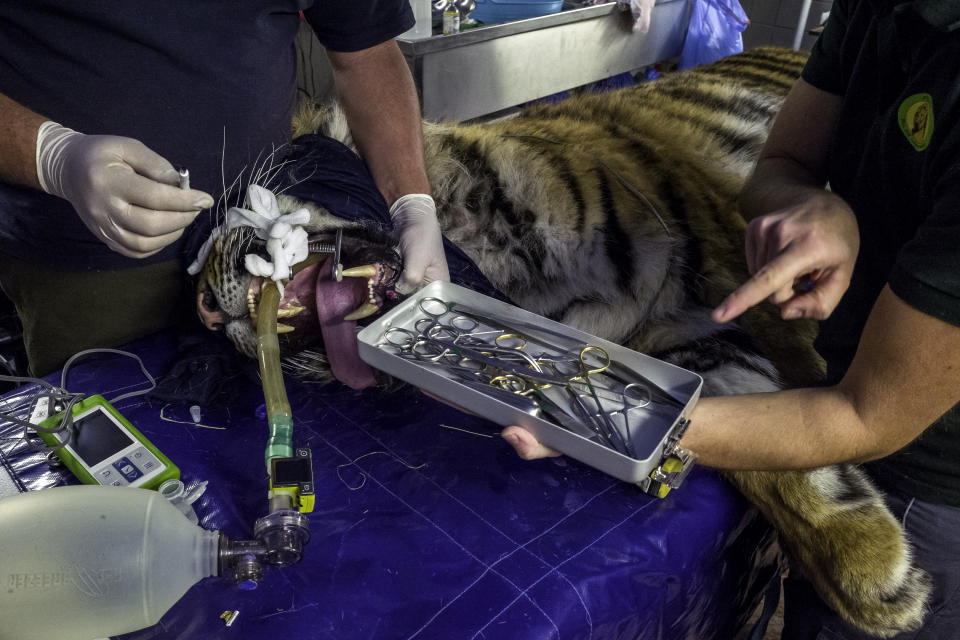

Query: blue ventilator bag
<box><xmin>679</xmin><ymin>0</ymin><xmax>749</xmax><ymax>70</ymax></box>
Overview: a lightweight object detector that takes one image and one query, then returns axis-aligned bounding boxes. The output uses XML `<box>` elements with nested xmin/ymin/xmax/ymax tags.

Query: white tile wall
<box><xmin>738</xmin><ymin>0</ymin><xmax>833</xmax><ymax>50</ymax></box>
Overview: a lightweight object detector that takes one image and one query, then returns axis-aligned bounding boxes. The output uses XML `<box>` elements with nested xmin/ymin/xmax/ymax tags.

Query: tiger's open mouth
<box><xmin>197</xmin><ymin>222</ymin><xmax>403</xmax><ymax>388</ymax></box>
<box><xmin>244</xmin><ymin>254</ymin><xmax>396</xmax><ymax>389</ymax></box>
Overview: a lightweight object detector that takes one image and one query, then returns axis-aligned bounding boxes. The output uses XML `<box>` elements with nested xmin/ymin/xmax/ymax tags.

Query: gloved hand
<box><xmin>389</xmin><ymin>193</ymin><xmax>449</xmax><ymax>294</ymax></box>
<box><xmin>36</xmin><ymin>122</ymin><xmax>214</xmax><ymax>258</ymax></box>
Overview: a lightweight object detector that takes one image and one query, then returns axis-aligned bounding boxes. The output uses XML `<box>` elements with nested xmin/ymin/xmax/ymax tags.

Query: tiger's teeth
<box><xmin>344</xmin><ymin>302</ymin><xmax>379</xmax><ymax>321</ymax></box>
<box><xmin>275</xmin><ymin>323</ymin><xmax>295</xmax><ymax>334</ymax></box>
<box><xmin>276</xmin><ymin>304</ymin><xmax>306</xmax><ymax>319</ymax></box>
<box><xmin>247</xmin><ymin>291</ymin><xmax>258</xmax><ymax>322</ymax></box>
<box><xmin>341</xmin><ymin>265</ymin><xmax>377</xmax><ymax>278</ymax></box>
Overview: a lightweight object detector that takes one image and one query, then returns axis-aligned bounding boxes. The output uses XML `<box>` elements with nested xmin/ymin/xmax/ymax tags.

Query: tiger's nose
<box><xmin>196</xmin><ymin>292</ymin><xmax>227</xmax><ymax>332</ymax></box>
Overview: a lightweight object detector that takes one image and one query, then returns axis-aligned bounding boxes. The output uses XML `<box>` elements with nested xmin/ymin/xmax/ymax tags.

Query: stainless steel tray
<box><xmin>358</xmin><ymin>281</ymin><xmax>702</xmax><ymax>486</ymax></box>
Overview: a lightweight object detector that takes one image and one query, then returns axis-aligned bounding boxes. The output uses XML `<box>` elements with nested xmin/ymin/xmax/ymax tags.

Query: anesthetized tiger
<box><xmin>190</xmin><ymin>47</ymin><xmax>930</xmax><ymax>637</ymax></box>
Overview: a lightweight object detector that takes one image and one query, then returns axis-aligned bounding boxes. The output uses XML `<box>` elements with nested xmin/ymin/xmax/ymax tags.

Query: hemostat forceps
<box><xmin>537</xmin><ymin>346</ymin><xmax>634</xmax><ymax>456</ymax></box>
<box><xmin>377</xmin><ymin>297</ymin><xmax>679</xmax><ymax>458</ymax></box>
<box><xmin>447</xmin><ymin>304</ymin><xmax>686</xmax><ymax>409</ymax></box>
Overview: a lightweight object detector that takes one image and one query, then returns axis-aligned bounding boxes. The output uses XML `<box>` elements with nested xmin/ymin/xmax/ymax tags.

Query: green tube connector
<box><xmin>265</xmin><ymin>414</ymin><xmax>294</xmax><ymax>467</ymax></box>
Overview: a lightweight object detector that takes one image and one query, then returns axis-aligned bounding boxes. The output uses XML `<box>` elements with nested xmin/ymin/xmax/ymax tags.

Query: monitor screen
<box><xmin>72</xmin><ymin>408</ymin><xmax>134</xmax><ymax>467</ymax></box>
<box><xmin>272</xmin><ymin>456</ymin><xmax>312</xmax><ymax>487</ymax></box>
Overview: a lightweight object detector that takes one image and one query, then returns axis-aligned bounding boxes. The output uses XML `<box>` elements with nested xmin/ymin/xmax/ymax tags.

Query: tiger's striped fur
<box><xmin>198</xmin><ymin>47</ymin><xmax>930</xmax><ymax>636</ymax></box>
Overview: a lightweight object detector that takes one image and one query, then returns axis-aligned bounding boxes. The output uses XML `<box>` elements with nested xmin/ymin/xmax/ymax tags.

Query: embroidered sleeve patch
<box><xmin>898</xmin><ymin>93</ymin><xmax>934</xmax><ymax>151</ymax></box>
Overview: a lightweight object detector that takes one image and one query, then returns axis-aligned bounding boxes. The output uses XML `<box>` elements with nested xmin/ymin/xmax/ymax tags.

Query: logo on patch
<box><xmin>898</xmin><ymin>93</ymin><xmax>934</xmax><ymax>151</ymax></box>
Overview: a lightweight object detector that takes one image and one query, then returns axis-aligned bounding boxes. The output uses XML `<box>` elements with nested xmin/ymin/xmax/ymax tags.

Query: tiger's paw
<box><xmin>725</xmin><ymin>465</ymin><xmax>931</xmax><ymax>637</ymax></box>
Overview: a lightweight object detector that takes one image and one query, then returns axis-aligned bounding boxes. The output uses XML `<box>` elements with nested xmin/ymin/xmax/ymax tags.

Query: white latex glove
<box><xmin>389</xmin><ymin>193</ymin><xmax>449</xmax><ymax>294</ymax></box>
<box><xmin>36</xmin><ymin>122</ymin><xmax>214</xmax><ymax>258</ymax></box>
<box><xmin>621</xmin><ymin>0</ymin><xmax>655</xmax><ymax>32</ymax></box>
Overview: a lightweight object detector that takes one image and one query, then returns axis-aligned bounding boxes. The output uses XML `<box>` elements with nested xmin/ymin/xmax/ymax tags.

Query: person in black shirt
<box><xmin>0</xmin><ymin>2</ymin><xmax>448</xmax><ymax>376</ymax></box>
<box><xmin>504</xmin><ymin>0</ymin><xmax>960</xmax><ymax>636</ymax></box>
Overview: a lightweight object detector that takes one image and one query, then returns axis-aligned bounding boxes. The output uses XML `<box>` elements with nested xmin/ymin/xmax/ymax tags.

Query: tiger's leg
<box><xmin>726</xmin><ymin>468</ymin><xmax>931</xmax><ymax>638</ymax></box>
<box><xmin>781</xmin><ymin>492</ymin><xmax>959</xmax><ymax>639</ymax></box>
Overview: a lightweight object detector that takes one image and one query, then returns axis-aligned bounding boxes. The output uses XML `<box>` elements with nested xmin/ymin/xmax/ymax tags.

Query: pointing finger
<box><xmin>712</xmin><ymin>253</ymin><xmax>807</xmax><ymax>323</ymax></box>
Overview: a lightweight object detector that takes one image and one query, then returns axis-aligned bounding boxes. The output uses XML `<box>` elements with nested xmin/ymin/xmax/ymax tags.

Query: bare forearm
<box><xmin>682</xmin><ymin>387</ymin><xmax>879</xmax><ymax>470</ymax></box>
<box><xmin>738</xmin><ymin>157</ymin><xmax>832</xmax><ymax>221</ymax></box>
<box><xmin>328</xmin><ymin>41</ymin><xmax>430</xmax><ymax>204</ymax></box>
<box><xmin>0</xmin><ymin>93</ymin><xmax>45</xmax><ymax>189</ymax></box>
<box><xmin>738</xmin><ymin>79</ymin><xmax>840</xmax><ymax>221</ymax></box>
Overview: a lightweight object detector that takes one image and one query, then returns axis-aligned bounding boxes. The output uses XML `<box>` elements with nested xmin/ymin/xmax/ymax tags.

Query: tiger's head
<box><xmin>193</xmin><ymin>191</ymin><xmax>403</xmax><ymax>388</ymax></box>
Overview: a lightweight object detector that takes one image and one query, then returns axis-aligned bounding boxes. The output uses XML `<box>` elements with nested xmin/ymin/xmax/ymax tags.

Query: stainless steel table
<box><xmin>397</xmin><ymin>0</ymin><xmax>694</xmax><ymax>121</ymax></box>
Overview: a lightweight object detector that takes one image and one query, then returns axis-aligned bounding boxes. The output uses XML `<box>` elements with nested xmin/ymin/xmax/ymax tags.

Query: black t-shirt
<box><xmin>0</xmin><ymin>1</ymin><xmax>413</xmax><ymax>268</ymax></box>
<box><xmin>802</xmin><ymin>0</ymin><xmax>960</xmax><ymax>504</ymax></box>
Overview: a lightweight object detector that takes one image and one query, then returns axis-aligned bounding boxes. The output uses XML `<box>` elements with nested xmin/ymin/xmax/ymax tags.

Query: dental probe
<box><xmin>332</xmin><ymin>228</ymin><xmax>343</xmax><ymax>281</ymax></box>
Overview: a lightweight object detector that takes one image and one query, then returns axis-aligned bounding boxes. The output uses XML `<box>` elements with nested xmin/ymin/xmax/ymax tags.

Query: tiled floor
<box><xmin>740</xmin><ymin>0</ymin><xmax>832</xmax><ymax>51</ymax></box>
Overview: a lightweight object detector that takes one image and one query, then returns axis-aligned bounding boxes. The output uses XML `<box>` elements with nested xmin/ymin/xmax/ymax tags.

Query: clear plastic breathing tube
<box><xmin>256</xmin><ymin>281</ymin><xmax>293</xmax><ymax>468</ymax></box>
<box><xmin>255</xmin><ymin>280</ymin><xmax>310</xmax><ymax>550</ymax></box>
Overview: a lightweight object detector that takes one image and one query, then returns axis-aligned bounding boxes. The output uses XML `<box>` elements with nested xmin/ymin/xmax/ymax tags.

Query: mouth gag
<box><xmin>358</xmin><ymin>281</ymin><xmax>701</xmax><ymax>496</ymax></box>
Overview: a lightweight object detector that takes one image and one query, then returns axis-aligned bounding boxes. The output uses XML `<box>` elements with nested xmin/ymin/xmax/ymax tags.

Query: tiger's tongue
<box><xmin>315</xmin><ymin>258</ymin><xmax>376</xmax><ymax>389</ymax></box>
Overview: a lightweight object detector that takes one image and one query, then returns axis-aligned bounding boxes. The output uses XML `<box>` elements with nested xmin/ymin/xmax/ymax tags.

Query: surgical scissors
<box><xmin>415</xmin><ymin>297</ymin><xmax>527</xmax><ymax>349</ymax></box>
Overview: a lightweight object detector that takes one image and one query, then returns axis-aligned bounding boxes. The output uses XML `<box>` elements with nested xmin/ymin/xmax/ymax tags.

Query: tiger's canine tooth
<box><xmin>343</xmin><ymin>302</ymin><xmax>379</xmax><ymax>321</ymax></box>
<box><xmin>341</xmin><ymin>265</ymin><xmax>377</xmax><ymax>278</ymax></box>
<box><xmin>277</xmin><ymin>304</ymin><xmax>306</xmax><ymax>318</ymax></box>
<box><xmin>275</xmin><ymin>323</ymin><xmax>295</xmax><ymax>334</ymax></box>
